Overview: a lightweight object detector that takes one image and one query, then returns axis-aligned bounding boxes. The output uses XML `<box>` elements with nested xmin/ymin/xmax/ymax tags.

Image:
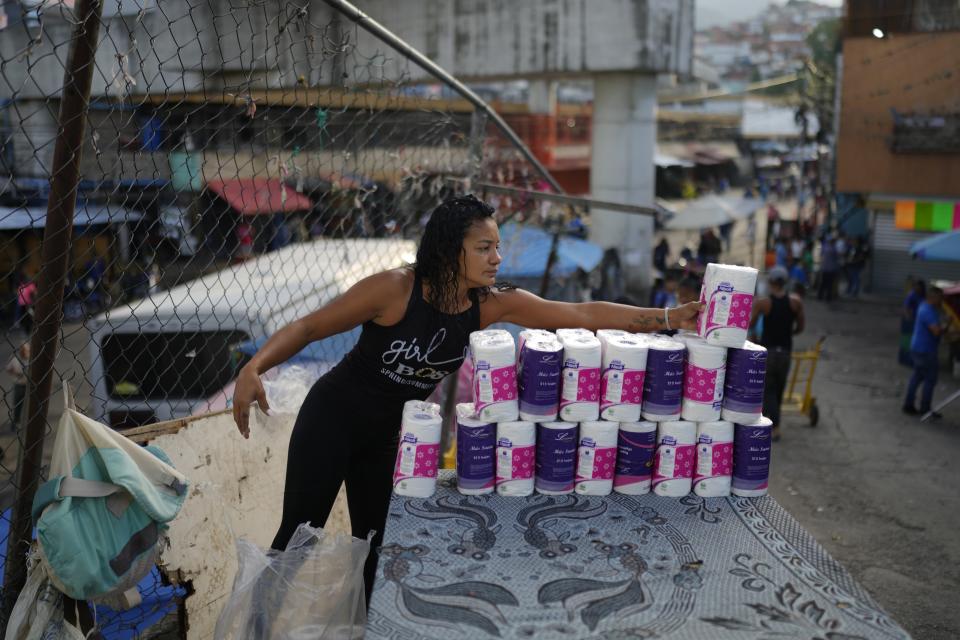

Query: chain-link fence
<box><xmin>0</xmin><ymin>0</ymin><xmax>606</xmax><ymax>635</ymax></box>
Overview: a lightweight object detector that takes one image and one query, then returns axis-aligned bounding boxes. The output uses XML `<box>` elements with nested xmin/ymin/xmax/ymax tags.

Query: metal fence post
<box><xmin>1</xmin><ymin>0</ymin><xmax>105</xmax><ymax>623</ymax></box>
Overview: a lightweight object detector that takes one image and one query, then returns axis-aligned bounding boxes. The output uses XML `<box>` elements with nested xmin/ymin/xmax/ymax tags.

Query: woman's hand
<box><xmin>668</xmin><ymin>301</ymin><xmax>702</xmax><ymax>331</ymax></box>
<box><xmin>233</xmin><ymin>365</ymin><xmax>270</xmax><ymax>439</ymax></box>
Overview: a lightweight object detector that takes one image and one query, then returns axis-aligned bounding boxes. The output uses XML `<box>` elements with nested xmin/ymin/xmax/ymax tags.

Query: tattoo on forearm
<box><xmin>629</xmin><ymin>314</ymin><xmax>665</xmax><ymax>332</ymax></box>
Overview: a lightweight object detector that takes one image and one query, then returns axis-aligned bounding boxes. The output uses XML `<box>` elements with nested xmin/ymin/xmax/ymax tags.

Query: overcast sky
<box><xmin>696</xmin><ymin>0</ymin><xmax>844</xmax><ymax>29</ymax></box>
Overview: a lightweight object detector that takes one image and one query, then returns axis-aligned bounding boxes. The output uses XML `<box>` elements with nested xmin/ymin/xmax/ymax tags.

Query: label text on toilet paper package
<box><xmin>600</xmin><ymin>365</ymin><xmax>645</xmax><ymax>410</ymax></box>
<box><xmin>474</xmin><ymin>362</ymin><xmax>517</xmax><ymax>410</ymax></box>
<box><xmin>653</xmin><ymin>438</ymin><xmax>695</xmax><ymax>483</ymax></box>
<box><xmin>694</xmin><ymin>437</ymin><xmax>733</xmax><ymax>482</ymax></box>
<box><xmin>496</xmin><ymin>441</ymin><xmax>534</xmax><ymax>482</ymax></box>
<box><xmin>704</xmin><ymin>287</ymin><xmax>753</xmax><ymax>336</ymax></box>
<box><xmin>393</xmin><ymin>435</ymin><xmax>439</xmax><ymax>484</ymax></box>
<box><xmin>683</xmin><ymin>363</ymin><xmax>725</xmax><ymax>408</ymax></box>
<box><xmin>576</xmin><ymin>440</ymin><xmax>616</xmax><ymax>481</ymax></box>
<box><xmin>560</xmin><ymin>364</ymin><xmax>601</xmax><ymax>405</ymax></box>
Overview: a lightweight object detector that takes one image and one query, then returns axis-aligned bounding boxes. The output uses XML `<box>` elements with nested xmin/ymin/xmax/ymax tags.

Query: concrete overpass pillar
<box><xmin>526</xmin><ymin>79</ymin><xmax>558</xmax><ymax>166</ymax></box>
<box><xmin>589</xmin><ymin>73</ymin><xmax>657</xmax><ymax>292</ymax></box>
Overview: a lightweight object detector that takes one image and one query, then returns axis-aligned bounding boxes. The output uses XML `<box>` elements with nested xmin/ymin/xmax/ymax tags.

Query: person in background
<box><xmin>5</xmin><ymin>341</ymin><xmax>29</xmax><ymax>432</ymax></box>
<box><xmin>652</xmin><ymin>274</ymin><xmax>679</xmax><ymax>309</ymax></box>
<box><xmin>899</xmin><ymin>279</ymin><xmax>926</xmax><ymax>366</ymax></box>
<box><xmin>774</xmin><ymin>238</ymin><xmax>789</xmax><ymax>268</ymax></box>
<box><xmin>789</xmin><ymin>258</ymin><xmax>808</xmax><ymax>289</ymax></box>
<box><xmin>653</xmin><ymin>237</ymin><xmax>670</xmax><ymax>274</ymax></box>
<box><xmin>16</xmin><ymin>276</ymin><xmax>37</xmax><ymax>334</ymax></box>
<box><xmin>751</xmin><ymin>266</ymin><xmax>805</xmax><ymax>441</ymax></box>
<box><xmin>903</xmin><ymin>286</ymin><xmax>949</xmax><ymax>419</ymax></box>
<box><xmin>845</xmin><ymin>237</ymin><xmax>868</xmax><ymax>298</ymax></box>
<box><xmin>817</xmin><ymin>235</ymin><xmax>839</xmax><ymax>302</ymax></box>
<box><xmin>698</xmin><ymin>229</ymin><xmax>722</xmax><ymax>265</ymax></box>
<box><xmin>677</xmin><ymin>276</ymin><xmax>701</xmax><ymax>306</ymax></box>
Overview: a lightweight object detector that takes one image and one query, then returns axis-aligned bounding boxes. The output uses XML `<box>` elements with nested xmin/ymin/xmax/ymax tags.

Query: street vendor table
<box><xmin>367</xmin><ymin>471</ymin><xmax>910</xmax><ymax>639</ymax></box>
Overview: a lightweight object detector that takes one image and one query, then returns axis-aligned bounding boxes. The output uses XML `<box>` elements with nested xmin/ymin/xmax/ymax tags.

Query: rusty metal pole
<box><xmin>1</xmin><ymin>0</ymin><xmax>105</xmax><ymax>624</ymax></box>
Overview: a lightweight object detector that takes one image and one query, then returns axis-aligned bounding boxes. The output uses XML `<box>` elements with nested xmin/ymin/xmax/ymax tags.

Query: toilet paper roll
<box><xmin>535</xmin><ymin>421</ymin><xmax>579</xmax><ymax>494</ymax></box>
<box><xmin>697</xmin><ymin>263</ymin><xmax>758</xmax><ymax>348</ymax></box>
<box><xmin>732</xmin><ymin>416</ymin><xmax>773</xmax><ymax>497</ymax></box>
<box><xmin>681</xmin><ymin>336</ymin><xmax>727</xmax><ymax>422</ymax></box>
<box><xmin>518</xmin><ymin>328</ymin><xmax>556</xmax><ymax>358</ymax></box>
<box><xmin>517</xmin><ymin>332</ymin><xmax>563</xmax><ymax>422</ymax></box>
<box><xmin>558</xmin><ymin>334</ymin><xmax>602</xmax><ymax>422</ymax></box>
<box><xmin>641</xmin><ymin>336</ymin><xmax>686</xmax><ymax>422</ymax></box>
<box><xmin>393</xmin><ymin>400</ymin><xmax>443</xmax><ymax>497</ymax></box>
<box><xmin>614</xmin><ymin>421</ymin><xmax>657</xmax><ymax>495</ymax></box>
<box><xmin>652</xmin><ymin>421</ymin><xmax>696</xmax><ymax>497</ymax></box>
<box><xmin>693</xmin><ymin>420</ymin><xmax>734</xmax><ymax>497</ymax></box>
<box><xmin>455</xmin><ymin>403</ymin><xmax>496</xmax><ymax>495</ymax></box>
<box><xmin>575</xmin><ymin>420</ymin><xmax>619</xmax><ymax>496</ymax></box>
<box><xmin>556</xmin><ymin>328</ymin><xmax>594</xmax><ymax>341</ymax></box>
<box><xmin>471</xmin><ymin>329</ymin><xmax>519</xmax><ymax>422</ymax></box>
<box><xmin>496</xmin><ymin>421</ymin><xmax>536</xmax><ymax>496</ymax></box>
<box><xmin>598</xmin><ymin>332</ymin><xmax>649</xmax><ymax>423</ymax></box>
<box><xmin>722</xmin><ymin>341</ymin><xmax>768</xmax><ymax>424</ymax></box>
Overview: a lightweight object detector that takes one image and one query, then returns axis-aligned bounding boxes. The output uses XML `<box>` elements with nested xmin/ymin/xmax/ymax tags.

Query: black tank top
<box><xmin>322</xmin><ymin>270</ymin><xmax>481</xmax><ymax>408</ymax></box>
<box><xmin>761</xmin><ymin>293</ymin><xmax>794</xmax><ymax>351</ymax></box>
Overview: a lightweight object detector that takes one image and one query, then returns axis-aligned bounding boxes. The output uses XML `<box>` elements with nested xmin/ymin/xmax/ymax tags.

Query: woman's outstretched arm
<box><xmin>480</xmin><ymin>288</ymin><xmax>701</xmax><ymax>332</ymax></box>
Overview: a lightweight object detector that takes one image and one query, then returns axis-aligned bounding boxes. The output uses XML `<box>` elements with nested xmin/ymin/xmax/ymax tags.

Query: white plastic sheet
<box><xmin>213</xmin><ymin>523</ymin><xmax>369</xmax><ymax>640</ymax></box>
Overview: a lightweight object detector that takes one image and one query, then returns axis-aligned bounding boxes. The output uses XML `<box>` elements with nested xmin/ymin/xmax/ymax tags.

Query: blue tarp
<box><xmin>497</xmin><ymin>223</ymin><xmax>603</xmax><ymax>279</ymax></box>
<box><xmin>910</xmin><ymin>229</ymin><xmax>960</xmax><ymax>262</ymax></box>
<box><xmin>237</xmin><ymin>326</ymin><xmax>361</xmax><ymax>364</ymax></box>
<box><xmin>0</xmin><ymin>508</ymin><xmax>184</xmax><ymax>638</ymax></box>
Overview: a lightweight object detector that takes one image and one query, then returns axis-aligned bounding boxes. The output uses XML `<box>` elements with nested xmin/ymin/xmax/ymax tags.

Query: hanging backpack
<box><xmin>29</xmin><ymin>382</ymin><xmax>189</xmax><ymax>606</ymax></box>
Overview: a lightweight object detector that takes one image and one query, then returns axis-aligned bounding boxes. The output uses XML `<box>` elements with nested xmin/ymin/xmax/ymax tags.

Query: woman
<box><xmin>232</xmin><ymin>195</ymin><xmax>700</xmax><ymax>602</ymax></box>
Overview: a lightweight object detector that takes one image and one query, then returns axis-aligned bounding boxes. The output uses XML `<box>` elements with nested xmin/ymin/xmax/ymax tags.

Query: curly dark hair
<box><xmin>414</xmin><ymin>194</ymin><xmax>514</xmax><ymax>313</ymax></box>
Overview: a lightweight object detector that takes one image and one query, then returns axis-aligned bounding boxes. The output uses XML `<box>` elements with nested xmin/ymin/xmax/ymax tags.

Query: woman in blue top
<box><xmin>232</xmin><ymin>195</ymin><xmax>701</xmax><ymax>603</ymax></box>
<box><xmin>899</xmin><ymin>279</ymin><xmax>926</xmax><ymax>366</ymax></box>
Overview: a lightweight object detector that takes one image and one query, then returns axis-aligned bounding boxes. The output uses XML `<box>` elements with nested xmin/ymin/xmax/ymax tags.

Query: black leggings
<box><xmin>271</xmin><ymin>379</ymin><xmax>401</xmax><ymax>605</ymax></box>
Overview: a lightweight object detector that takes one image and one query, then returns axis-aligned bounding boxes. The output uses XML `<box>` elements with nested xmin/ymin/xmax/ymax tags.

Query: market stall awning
<box><xmin>207</xmin><ymin>178</ymin><xmax>314</xmax><ymax>215</ymax></box>
<box><xmin>662</xmin><ymin>194</ymin><xmax>757</xmax><ymax>230</ymax></box>
<box><xmin>497</xmin><ymin>223</ymin><xmax>603</xmax><ymax>278</ymax></box>
<box><xmin>910</xmin><ymin>229</ymin><xmax>960</xmax><ymax>262</ymax></box>
<box><xmin>0</xmin><ymin>203</ymin><xmax>143</xmax><ymax>230</ymax></box>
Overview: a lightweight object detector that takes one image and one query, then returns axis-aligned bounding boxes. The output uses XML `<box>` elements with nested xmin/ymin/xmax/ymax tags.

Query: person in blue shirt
<box><xmin>903</xmin><ymin>286</ymin><xmax>948</xmax><ymax>417</ymax></box>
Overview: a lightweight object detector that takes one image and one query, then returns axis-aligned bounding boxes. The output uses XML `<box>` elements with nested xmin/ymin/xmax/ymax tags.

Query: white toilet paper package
<box><xmin>575</xmin><ymin>420</ymin><xmax>619</xmax><ymax>496</ymax></box>
<box><xmin>697</xmin><ymin>263</ymin><xmax>758</xmax><ymax>348</ymax></box>
<box><xmin>597</xmin><ymin>330</ymin><xmax>649</xmax><ymax>422</ymax></box>
<box><xmin>558</xmin><ymin>333</ymin><xmax>602</xmax><ymax>422</ymax></box>
<box><xmin>393</xmin><ymin>400</ymin><xmax>442</xmax><ymax>497</ymax></box>
<box><xmin>470</xmin><ymin>329</ymin><xmax>519</xmax><ymax>422</ymax></box>
<box><xmin>495</xmin><ymin>421</ymin><xmax>536</xmax><ymax>496</ymax></box>
<box><xmin>681</xmin><ymin>336</ymin><xmax>727</xmax><ymax>422</ymax></box>
<box><xmin>652</xmin><ymin>421</ymin><xmax>697</xmax><ymax>497</ymax></box>
<box><xmin>694</xmin><ymin>421</ymin><xmax>734</xmax><ymax>498</ymax></box>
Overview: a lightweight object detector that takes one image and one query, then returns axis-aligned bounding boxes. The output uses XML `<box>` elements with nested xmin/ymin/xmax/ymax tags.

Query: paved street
<box><xmin>770</xmin><ymin>296</ymin><xmax>960</xmax><ymax>639</ymax></box>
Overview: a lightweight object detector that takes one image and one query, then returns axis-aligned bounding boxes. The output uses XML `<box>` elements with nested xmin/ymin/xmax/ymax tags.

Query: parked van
<box><xmin>88</xmin><ymin>238</ymin><xmax>416</xmax><ymax>428</ymax></box>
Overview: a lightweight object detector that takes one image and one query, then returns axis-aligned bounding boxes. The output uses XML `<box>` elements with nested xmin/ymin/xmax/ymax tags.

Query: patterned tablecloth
<box><xmin>367</xmin><ymin>471</ymin><xmax>910</xmax><ymax>639</ymax></box>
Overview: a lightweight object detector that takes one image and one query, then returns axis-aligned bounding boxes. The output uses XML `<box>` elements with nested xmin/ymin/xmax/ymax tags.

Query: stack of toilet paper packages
<box><xmin>558</xmin><ymin>332</ymin><xmax>602</xmax><ymax>422</ymax></box>
<box><xmin>698</xmin><ymin>263</ymin><xmax>758</xmax><ymax>348</ymax></box>
<box><xmin>393</xmin><ymin>400</ymin><xmax>443</xmax><ymax>497</ymax></box>
<box><xmin>470</xmin><ymin>329</ymin><xmax>519</xmax><ymax>422</ymax></box>
<box><xmin>597</xmin><ymin>330</ymin><xmax>649</xmax><ymax>423</ymax></box>
<box><xmin>516</xmin><ymin>329</ymin><xmax>563</xmax><ymax>422</ymax></box>
<box><xmin>396</xmin><ymin>326</ymin><xmax>774</xmax><ymax>500</ymax></box>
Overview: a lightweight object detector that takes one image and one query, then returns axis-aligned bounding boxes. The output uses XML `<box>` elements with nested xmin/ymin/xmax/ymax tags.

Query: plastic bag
<box><xmin>5</xmin><ymin>551</ymin><xmax>84</xmax><ymax>640</ymax></box>
<box><xmin>261</xmin><ymin>365</ymin><xmax>321</xmax><ymax>415</ymax></box>
<box><xmin>213</xmin><ymin>523</ymin><xmax>369</xmax><ymax>640</ymax></box>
